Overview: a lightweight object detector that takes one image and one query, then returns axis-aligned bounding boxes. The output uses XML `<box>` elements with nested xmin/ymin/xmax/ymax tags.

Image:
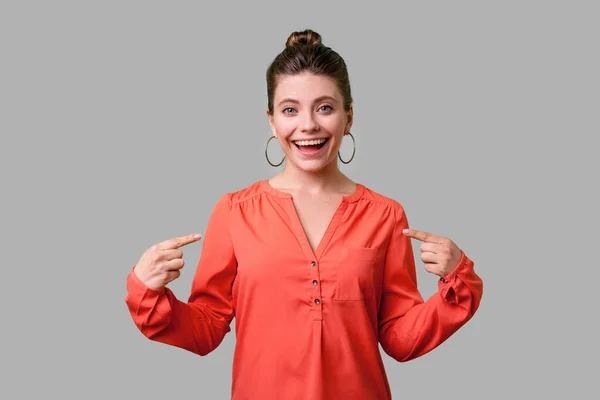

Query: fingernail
<box><xmin>193</xmin><ymin>234</ymin><xmax>201</xmax><ymax>239</ymax></box>
<box><xmin>402</xmin><ymin>229</ymin><xmax>410</xmax><ymax>234</ymax></box>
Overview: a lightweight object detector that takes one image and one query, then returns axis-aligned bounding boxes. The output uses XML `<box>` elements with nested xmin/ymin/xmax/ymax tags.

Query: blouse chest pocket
<box><xmin>334</xmin><ymin>247</ymin><xmax>378</xmax><ymax>301</ymax></box>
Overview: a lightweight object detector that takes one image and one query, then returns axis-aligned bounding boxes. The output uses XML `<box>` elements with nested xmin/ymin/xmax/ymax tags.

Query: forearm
<box><xmin>125</xmin><ymin>267</ymin><xmax>232</xmax><ymax>356</ymax></box>
<box><xmin>379</xmin><ymin>253</ymin><xmax>483</xmax><ymax>362</ymax></box>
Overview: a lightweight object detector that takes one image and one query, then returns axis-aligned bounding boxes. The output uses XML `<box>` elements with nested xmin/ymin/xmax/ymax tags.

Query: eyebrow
<box><xmin>277</xmin><ymin>95</ymin><xmax>338</xmax><ymax>107</ymax></box>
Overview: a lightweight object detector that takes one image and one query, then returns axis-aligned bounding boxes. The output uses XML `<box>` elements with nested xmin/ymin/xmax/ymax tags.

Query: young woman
<box><xmin>125</xmin><ymin>29</ymin><xmax>483</xmax><ymax>399</ymax></box>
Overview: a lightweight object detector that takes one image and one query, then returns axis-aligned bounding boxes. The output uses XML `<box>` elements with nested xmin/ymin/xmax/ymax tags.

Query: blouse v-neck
<box><xmin>259</xmin><ymin>179</ymin><xmax>366</xmax><ymax>261</ymax></box>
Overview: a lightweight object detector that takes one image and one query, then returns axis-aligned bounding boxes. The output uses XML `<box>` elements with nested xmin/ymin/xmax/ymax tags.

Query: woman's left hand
<box><xmin>402</xmin><ymin>228</ymin><xmax>462</xmax><ymax>280</ymax></box>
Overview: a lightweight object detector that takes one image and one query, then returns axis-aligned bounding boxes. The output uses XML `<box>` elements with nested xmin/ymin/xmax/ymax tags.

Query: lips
<box><xmin>292</xmin><ymin>137</ymin><xmax>330</xmax><ymax>157</ymax></box>
<box><xmin>293</xmin><ymin>138</ymin><xmax>329</xmax><ymax>149</ymax></box>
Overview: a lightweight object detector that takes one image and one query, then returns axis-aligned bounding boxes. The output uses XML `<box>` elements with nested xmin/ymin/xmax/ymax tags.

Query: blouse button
<box><xmin>311</xmin><ymin>261</ymin><xmax>316</xmax><ymax>267</ymax></box>
<box><xmin>312</xmin><ymin>280</ymin><xmax>318</xmax><ymax>285</ymax></box>
<box><xmin>314</xmin><ymin>298</ymin><xmax>320</xmax><ymax>305</ymax></box>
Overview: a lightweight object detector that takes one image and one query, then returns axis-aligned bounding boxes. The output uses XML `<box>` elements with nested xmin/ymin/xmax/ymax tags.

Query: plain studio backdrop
<box><xmin>1</xmin><ymin>1</ymin><xmax>598</xmax><ymax>398</ymax></box>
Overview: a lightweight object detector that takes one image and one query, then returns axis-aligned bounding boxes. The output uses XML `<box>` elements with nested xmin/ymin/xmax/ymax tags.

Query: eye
<box><xmin>318</xmin><ymin>105</ymin><xmax>333</xmax><ymax>112</ymax></box>
<box><xmin>282</xmin><ymin>107</ymin><xmax>296</xmax><ymax>114</ymax></box>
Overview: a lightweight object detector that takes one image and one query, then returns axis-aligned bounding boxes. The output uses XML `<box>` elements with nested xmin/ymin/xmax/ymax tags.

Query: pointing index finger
<box><xmin>158</xmin><ymin>233</ymin><xmax>202</xmax><ymax>250</ymax></box>
<box><xmin>402</xmin><ymin>229</ymin><xmax>443</xmax><ymax>243</ymax></box>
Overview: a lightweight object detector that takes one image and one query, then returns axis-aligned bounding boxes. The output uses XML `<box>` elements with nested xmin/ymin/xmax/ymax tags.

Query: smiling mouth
<box><xmin>293</xmin><ymin>138</ymin><xmax>329</xmax><ymax>150</ymax></box>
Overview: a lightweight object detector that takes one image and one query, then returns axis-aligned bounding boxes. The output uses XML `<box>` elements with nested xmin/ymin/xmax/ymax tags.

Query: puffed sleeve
<box><xmin>125</xmin><ymin>193</ymin><xmax>237</xmax><ymax>356</ymax></box>
<box><xmin>377</xmin><ymin>203</ymin><xmax>483</xmax><ymax>362</ymax></box>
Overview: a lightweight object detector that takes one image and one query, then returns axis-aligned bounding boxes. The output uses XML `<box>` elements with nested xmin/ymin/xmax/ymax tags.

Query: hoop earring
<box><xmin>265</xmin><ymin>136</ymin><xmax>285</xmax><ymax>167</ymax></box>
<box><xmin>338</xmin><ymin>132</ymin><xmax>356</xmax><ymax>164</ymax></box>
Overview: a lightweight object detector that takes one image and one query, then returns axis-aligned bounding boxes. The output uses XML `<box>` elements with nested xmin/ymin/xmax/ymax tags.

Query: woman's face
<box><xmin>267</xmin><ymin>72</ymin><xmax>353</xmax><ymax>173</ymax></box>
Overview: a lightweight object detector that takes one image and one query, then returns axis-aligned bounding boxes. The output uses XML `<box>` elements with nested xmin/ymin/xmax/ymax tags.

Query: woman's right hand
<box><xmin>134</xmin><ymin>233</ymin><xmax>202</xmax><ymax>290</ymax></box>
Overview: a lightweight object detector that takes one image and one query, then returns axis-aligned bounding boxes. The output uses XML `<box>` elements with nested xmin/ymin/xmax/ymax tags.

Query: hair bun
<box><xmin>286</xmin><ymin>29</ymin><xmax>322</xmax><ymax>48</ymax></box>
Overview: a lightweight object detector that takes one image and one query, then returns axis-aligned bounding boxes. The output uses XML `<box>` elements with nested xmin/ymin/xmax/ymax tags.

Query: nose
<box><xmin>301</xmin><ymin>112</ymin><xmax>319</xmax><ymax>132</ymax></box>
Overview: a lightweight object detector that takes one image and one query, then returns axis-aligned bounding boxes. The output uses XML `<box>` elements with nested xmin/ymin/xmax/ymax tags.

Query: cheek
<box><xmin>319</xmin><ymin>116</ymin><xmax>346</xmax><ymax>132</ymax></box>
<box><xmin>273</xmin><ymin>120</ymin><xmax>296</xmax><ymax>136</ymax></box>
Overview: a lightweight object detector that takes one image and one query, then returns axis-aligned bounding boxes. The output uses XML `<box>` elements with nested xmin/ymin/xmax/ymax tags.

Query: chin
<box><xmin>289</xmin><ymin>158</ymin><xmax>336</xmax><ymax>173</ymax></box>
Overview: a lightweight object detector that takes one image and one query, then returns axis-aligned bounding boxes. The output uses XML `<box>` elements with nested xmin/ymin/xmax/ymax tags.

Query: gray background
<box><xmin>1</xmin><ymin>0</ymin><xmax>598</xmax><ymax>398</ymax></box>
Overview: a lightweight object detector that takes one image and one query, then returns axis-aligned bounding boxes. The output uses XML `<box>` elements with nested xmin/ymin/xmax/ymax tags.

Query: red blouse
<box><xmin>125</xmin><ymin>179</ymin><xmax>483</xmax><ymax>399</ymax></box>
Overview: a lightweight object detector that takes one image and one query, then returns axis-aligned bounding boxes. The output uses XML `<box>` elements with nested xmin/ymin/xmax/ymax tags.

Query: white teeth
<box><xmin>294</xmin><ymin>138</ymin><xmax>327</xmax><ymax>146</ymax></box>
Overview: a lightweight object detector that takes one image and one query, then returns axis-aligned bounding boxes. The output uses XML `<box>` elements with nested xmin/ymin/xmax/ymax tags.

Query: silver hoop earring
<box><xmin>338</xmin><ymin>132</ymin><xmax>356</xmax><ymax>164</ymax></box>
<box><xmin>265</xmin><ymin>136</ymin><xmax>285</xmax><ymax>167</ymax></box>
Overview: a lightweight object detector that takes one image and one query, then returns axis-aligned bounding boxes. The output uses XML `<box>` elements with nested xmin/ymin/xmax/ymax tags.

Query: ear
<box><xmin>266</xmin><ymin>109</ymin><xmax>277</xmax><ymax>137</ymax></box>
<box><xmin>344</xmin><ymin>104</ymin><xmax>354</xmax><ymax>134</ymax></box>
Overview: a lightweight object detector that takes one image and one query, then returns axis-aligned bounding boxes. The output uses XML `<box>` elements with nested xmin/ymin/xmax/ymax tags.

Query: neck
<box><xmin>276</xmin><ymin>161</ymin><xmax>349</xmax><ymax>194</ymax></box>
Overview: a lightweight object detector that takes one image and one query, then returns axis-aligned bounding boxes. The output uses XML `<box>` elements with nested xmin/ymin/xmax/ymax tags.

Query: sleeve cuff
<box><xmin>437</xmin><ymin>250</ymin><xmax>471</xmax><ymax>304</ymax></box>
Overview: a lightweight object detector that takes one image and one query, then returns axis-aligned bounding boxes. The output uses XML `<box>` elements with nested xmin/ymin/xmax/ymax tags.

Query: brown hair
<box><xmin>266</xmin><ymin>29</ymin><xmax>353</xmax><ymax>114</ymax></box>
